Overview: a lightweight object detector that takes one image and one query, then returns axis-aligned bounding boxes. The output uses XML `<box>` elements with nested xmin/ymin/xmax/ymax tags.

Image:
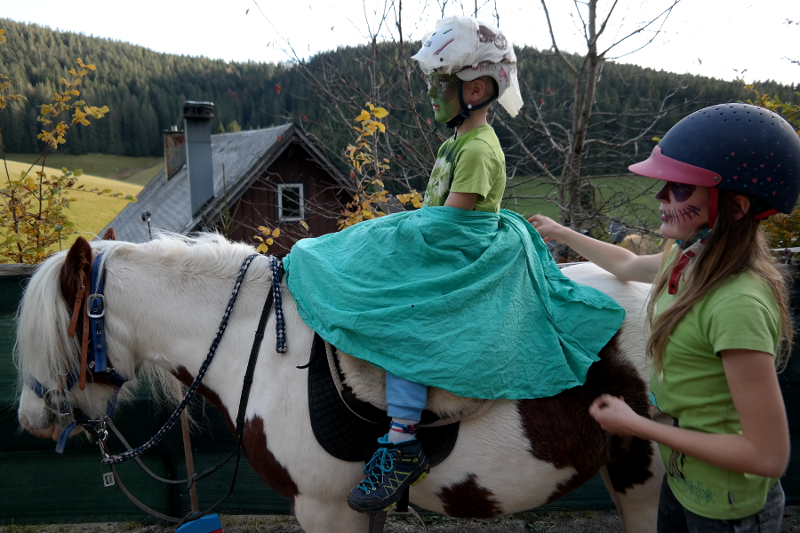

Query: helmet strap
<box><xmin>669</xmin><ymin>227</ymin><xmax>711</xmax><ymax>295</ymax></box>
<box><xmin>708</xmin><ymin>187</ymin><xmax>719</xmax><ymax>229</ymax></box>
<box><xmin>444</xmin><ymin>80</ymin><xmax>499</xmax><ymax>135</ymax></box>
<box><xmin>445</xmin><ymin>82</ymin><xmax>471</xmax><ymax>132</ymax></box>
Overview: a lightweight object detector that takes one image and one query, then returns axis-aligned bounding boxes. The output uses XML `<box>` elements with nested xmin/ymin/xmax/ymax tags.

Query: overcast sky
<box><xmin>3</xmin><ymin>0</ymin><xmax>798</xmax><ymax>87</ymax></box>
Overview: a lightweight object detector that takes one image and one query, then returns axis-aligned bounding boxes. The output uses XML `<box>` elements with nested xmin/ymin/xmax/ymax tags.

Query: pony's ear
<box><xmin>101</xmin><ymin>227</ymin><xmax>117</xmax><ymax>241</ymax></box>
<box><xmin>60</xmin><ymin>237</ymin><xmax>93</xmax><ymax>309</ymax></box>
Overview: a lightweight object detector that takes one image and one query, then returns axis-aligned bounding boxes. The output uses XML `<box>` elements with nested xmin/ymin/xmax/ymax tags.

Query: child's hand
<box><xmin>589</xmin><ymin>394</ymin><xmax>643</xmax><ymax>437</ymax></box>
<box><xmin>527</xmin><ymin>214</ymin><xmax>562</xmax><ymax>242</ymax></box>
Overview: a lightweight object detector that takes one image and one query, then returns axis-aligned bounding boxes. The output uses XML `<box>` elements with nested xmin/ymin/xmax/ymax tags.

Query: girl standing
<box><xmin>530</xmin><ymin>103</ymin><xmax>800</xmax><ymax>532</ymax></box>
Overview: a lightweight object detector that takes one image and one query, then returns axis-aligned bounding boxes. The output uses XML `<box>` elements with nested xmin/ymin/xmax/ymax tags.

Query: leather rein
<box><xmin>34</xmin><ymin>252</ymin><xmax>286</xmax><ymax>525</ymax></box>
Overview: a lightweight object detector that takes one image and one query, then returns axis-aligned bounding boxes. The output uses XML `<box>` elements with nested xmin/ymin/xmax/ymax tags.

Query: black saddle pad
<box><xmin>307</xmin><ymin>333</ymin><xmax>459</xmax><ymax>465</ymax></box>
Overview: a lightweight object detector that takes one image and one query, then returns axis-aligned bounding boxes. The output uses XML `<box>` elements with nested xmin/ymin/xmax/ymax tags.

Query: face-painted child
<box><xmin>529</xmin><ymin>103</ymin><xmax>800</xmax><ymax>532</ymax></box>
<box><xmin>654</xmin><ymin>181</ymin><xmax>709</xmax><ymax>241</ymax></box>
<box><xmin>427</xmin><ymin>72</ymin><xmax>461</xmax><ymax>123</ymax></box>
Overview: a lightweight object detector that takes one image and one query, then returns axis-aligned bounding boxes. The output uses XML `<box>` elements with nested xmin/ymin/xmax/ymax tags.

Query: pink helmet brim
<box><xmin>629</xmin><ymin>146</ymin><xmax>722</xmax><ymax>188</ymax></box>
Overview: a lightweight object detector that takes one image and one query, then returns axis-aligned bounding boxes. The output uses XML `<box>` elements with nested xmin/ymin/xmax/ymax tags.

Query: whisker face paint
<box><xmin>656</xmin><ymin>181</ymin><xmax>709</xmax><ymax>241</ymax></box>
<box><xmin>661</xmin><ymin>205</ymin><xmax>702</xmax><ymax>223</ymax></box>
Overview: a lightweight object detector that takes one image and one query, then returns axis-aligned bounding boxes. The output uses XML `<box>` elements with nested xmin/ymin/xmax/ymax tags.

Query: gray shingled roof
<box><xmin>102</xmin><ymin>123</ymin><xmax>346</xmax><ymax>243</ymax></box>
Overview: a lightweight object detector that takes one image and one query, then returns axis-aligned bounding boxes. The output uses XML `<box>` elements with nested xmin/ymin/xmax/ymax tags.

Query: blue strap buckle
<box><xmin>87</xmin><ymin>293</ymin><xmax>105</xmax><ymax>318</ymax></box>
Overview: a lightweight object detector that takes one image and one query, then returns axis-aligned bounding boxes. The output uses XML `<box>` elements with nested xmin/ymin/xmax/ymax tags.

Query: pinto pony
<box><xmin>15</xmin><ymin>234</ymin><xmax>663</xmax><ymax>532</ymax></box>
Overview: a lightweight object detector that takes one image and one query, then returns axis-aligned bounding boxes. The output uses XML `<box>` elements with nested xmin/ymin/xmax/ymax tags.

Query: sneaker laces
<box><xmin>357</xmin><ymin>447</ymin><xmax>396</xmax><ymax>492</ymax></box>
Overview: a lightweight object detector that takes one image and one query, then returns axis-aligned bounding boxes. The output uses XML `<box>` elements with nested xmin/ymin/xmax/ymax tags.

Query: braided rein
<box><xmin>99</xmin><ymin>254</ymin><xmax>286</xmax><ymax>465</ymax></box>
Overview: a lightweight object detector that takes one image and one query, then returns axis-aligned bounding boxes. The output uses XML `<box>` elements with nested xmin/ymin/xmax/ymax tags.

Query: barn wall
<box><xmin>227</xmin><ymin>142</ymin><xmax>349</xmax><ymax>258</ymax></box>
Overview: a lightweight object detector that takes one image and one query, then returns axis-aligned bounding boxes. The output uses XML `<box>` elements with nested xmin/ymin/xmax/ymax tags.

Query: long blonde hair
<box><xmin>646</xmin><ymin>190</ymin><xmax>794</xmax><ymax>372</ymax></box>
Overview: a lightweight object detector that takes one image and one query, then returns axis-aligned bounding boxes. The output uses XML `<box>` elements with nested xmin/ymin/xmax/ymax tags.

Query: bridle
<box><xmin>29</xmin><ymin>252</ymin><xmax>129</xmax><ymax>452</ymax></box>
<box><xmin>28</xmin><ymin>251</ymin><xmax>287</xmax><ymax>525</ymax></box>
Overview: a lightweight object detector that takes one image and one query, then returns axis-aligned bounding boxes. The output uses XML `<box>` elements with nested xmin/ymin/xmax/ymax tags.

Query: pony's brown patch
<box><xmin>438</xmin><ymin>474</ymin><xmax>502</xmax><ymax>518</ymax></box>
<box><xmin>517</xmin><ymin>334</ymin><xmax>653</xmax><ymax>499</ymax></box>
<box><xmin>171</xmin><ymin>366</ymin><xmax>235</xmax><ymax>433</ymax></box>
<box><xmin>170</xmin><ymin>367</ymin><xmax>299</xmax><ymax>505</ymax></box>
<box><xmin>243</xmin><ymin>416</ymin><xmax>300</xmax><ymax>504</ymax></box>
<box><xmin>604</xmin><ymin>433</ymin><xmax>655</xmax><ymax>493</ymax></box>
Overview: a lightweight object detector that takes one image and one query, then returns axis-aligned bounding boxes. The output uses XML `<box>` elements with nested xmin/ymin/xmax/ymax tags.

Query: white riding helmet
<box><xmin>412</xmin><ymin>15</ymin><xmax>523</xmax><ymax>118</ymax></box>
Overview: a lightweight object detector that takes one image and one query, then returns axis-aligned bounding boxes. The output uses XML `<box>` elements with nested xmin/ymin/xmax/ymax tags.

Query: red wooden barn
<box><xmin>104</xmin><ymin>101</ymin><xmax>351</xmax><ymax>256</ymax></box>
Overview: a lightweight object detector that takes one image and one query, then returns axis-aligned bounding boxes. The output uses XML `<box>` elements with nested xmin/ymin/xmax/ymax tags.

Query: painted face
<box><xmin>427</xmin><ymin>73</ymin><xmax>460</xmax><ymax>123</ymax></box>
<box><xmin>654</xmin><ymin>181</ymin><xmax>709</xmax><ymax>241</ymax></box>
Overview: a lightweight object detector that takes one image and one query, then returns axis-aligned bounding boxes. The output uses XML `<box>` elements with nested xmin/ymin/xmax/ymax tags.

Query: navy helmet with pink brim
<box><xmin>629</xmin><ymin>103</ymin><xmax>800</xmax><ymax>227</ymax></box>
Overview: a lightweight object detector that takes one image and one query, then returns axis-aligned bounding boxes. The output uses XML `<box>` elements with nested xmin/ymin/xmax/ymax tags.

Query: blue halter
<box><xmin>29</xmin><ymin>252</ymin><xmax>130</xmax><ymax>452</ymax></box>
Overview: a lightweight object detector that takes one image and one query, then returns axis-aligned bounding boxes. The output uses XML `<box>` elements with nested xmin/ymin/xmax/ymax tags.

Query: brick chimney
<box><xmin>163</xmin><ymin>125</ymin><xmax>185</xmax><ymax>180</ymax></box>
<box><xmin>183</xmin><ymin>101</ymin><xmax>215</xmax><ymax>217</ymax></box>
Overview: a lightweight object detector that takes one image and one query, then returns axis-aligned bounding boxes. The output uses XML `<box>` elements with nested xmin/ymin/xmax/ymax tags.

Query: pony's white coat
<box><xmin>15</xmin><ymin>235</ymin><xmax>661</xmax><ymax>533</ymax></box>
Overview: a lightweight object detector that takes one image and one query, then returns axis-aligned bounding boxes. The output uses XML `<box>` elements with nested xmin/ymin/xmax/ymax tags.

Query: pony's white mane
<box><xmin>13</xmin><ymin>232</ymin><xmax>266</xmax><ymax>413</ymax></box>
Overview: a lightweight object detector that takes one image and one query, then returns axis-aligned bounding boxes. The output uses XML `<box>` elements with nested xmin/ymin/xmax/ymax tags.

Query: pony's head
<box><xmin>15</xmin><ymin>234</ymin><xmax>150</xmax><ymax>443</ymax></box>
<box><xmin>15</xmin><ymin>230</ymin><xmax>260</xmax><ymax>445</ymax></box>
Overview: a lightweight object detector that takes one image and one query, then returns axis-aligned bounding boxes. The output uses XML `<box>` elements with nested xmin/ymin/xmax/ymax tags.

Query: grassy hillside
<box><xmin>6</xmin><ymin>153</ymin><xmax>163</xmax><ymax>186</ymax></box>
<box><xmin>3</xmin><ymin>159</ymin><xmax>142</xmax><ymax>251</ymax></box>
<box><xmin>504</xmin><ymin>175</ymin><xmax>663</xmax><ymax>230</ymax></box>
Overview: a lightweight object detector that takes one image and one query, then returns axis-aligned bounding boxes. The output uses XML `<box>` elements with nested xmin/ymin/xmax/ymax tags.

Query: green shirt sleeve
<box><xmin>449</xmin><ymin>138</ymin><xmax>502</xmax><ymax>199</ymax></box>
<box><xmin>704</xmin><ymin>280</ymin><xmax>781</xmax><ymax>357</ymax></box>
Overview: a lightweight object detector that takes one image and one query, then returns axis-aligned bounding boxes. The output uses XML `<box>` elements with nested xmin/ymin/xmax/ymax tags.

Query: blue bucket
<box><xmin>175</xmin><ymin>514</ymin><xmax>222</xmax><ymax>533</ymax></box>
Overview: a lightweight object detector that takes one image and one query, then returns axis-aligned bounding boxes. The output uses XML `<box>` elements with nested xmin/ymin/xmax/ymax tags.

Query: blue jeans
<box><xmin>385</xmin><ymin>372</ymin><xmax>427</xmax><ymax>421</ymax></box>
<box><xmin>657</xmin><ymin>475</ymin><xmax>784</xmax><ymax>533</ymax></box>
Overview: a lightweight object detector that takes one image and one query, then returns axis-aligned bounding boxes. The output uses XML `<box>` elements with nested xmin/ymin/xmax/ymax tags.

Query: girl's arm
<box><xmin>589</xmin><ymin>349</ymin><xmax>790</xmax><ymax>478</ymax></box>
<box><xmin>528</xmin><ymin>214</ymin><xmax>662</xmax><ymax>283</ymax></box>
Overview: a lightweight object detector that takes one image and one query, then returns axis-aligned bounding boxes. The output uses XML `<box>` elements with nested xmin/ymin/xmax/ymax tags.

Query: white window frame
<box><xmin>277</xmin><ymin>183</ymin><xmax>305</xmax><ymax>222</ymax></box>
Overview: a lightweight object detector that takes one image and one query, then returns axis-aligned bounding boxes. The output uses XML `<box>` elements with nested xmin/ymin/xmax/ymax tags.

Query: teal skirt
<box><xmin>284</xmin><ymin>207</ymin><xmax>624</xmax><ymax>399</ymax></box>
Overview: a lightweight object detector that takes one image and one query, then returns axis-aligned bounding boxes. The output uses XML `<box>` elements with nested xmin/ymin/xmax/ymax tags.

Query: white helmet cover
<box><xmin>411</xmin><ymin>16</ymin><xmax>523</xmax><ymax>117</ymax></box>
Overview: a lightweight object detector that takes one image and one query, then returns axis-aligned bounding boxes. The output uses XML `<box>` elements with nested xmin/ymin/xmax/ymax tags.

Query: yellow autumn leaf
<box><xmin>266</xmin><ymin>238</ymin><xmax>274</xmax><ymax>245</ymax></box>
<box><xmin>375</xmin><ymin>122</ymin><xmax>386</xmax><ymax>133</ymax></box>
<box><xmin>257</xmin><ymin>243</ymin><xmax>269</xmax><ymax>254</ymax></box>
<box><xmin>373</xmin><ymin>107</ymin><xmax>388</xmax><ymax>119</ymax></box>
<box><xmin>355</xmin><ymin>110</ymin><xmax>371</xmax><ymax>122</ymax></box>
<box><xmin>258</xmin><ymin>225</ymin><xmax>270</xmax><ymax>234</ymax></box>
<box><xmin>299</xmin><ymin>220</ymin><xmax>309</xmax><ymax>231</ymax></box>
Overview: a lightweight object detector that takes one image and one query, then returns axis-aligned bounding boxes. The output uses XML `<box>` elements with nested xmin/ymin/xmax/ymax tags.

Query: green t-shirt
<box><xmin>423</xmin><ymin>124</ymin><xmax>505</xmax><ymax>213</ymax></box>
<box><xmin>650</xmin><ymin>247</ymin><xmax>781</xmax><ymax>520</ymax></box>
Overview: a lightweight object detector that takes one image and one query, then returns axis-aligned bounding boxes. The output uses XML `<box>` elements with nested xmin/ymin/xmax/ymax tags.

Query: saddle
<box><xmin>306</xmin><ymin>333</ymin><xmax>492</xmax><ymax>465</ymax></box>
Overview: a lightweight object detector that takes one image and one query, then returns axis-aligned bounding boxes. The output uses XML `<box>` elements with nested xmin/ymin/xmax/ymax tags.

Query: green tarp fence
<box><xmin>3</xmin><ymin>266</ymin><xmax>800</xmax><ymax>524</ymax></box>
